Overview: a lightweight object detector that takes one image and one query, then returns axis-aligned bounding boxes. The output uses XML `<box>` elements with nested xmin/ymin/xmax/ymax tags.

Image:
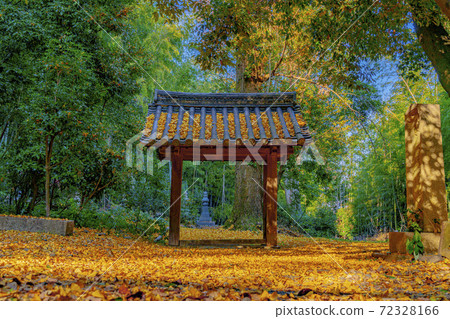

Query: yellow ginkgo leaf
<box><xmin>260</xmin><ymin>290</ymin><xmax>270</xmax><ymax>300</ymax></box>
<box><xmin>70</xmin><ymin>283</ymin><xmax>82</xmax><ymax>293</ymax></box>
<box><xmin>91</xmin><ymin>290</ymin><xmax>104</xmax><ymax>299</ymax></box>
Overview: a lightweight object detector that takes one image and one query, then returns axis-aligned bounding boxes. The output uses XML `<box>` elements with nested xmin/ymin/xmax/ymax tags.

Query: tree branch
<box><xmin>273</xmin><ymin>73</ymin><xmax>379</xmax><ymax>150</ymax></box>
<box><xmin>274</xmin><ymin>73</ymin><xmax>359</xmax><ymax>113</ymax></box>
<box><xmin>81</xmin><ymin>160</ymin><xmax>114</xmax><ymax>209</ymax></box>
<box><xmin>399</xmin><ymin>75</ymin><xmax>418</xmax><ymax>103</ymax></box>
<box><xmin>50</xmin><ymin>153</ymin><xmax>69</xmax><ymax>169</ymax></box>
<box><xmin>0</xmin><ymin>121</ymin><xmax>8</xmax><ymax>143</ymax></box>
<box><xmin>269</xmin><ymin>38</ymin><xmax>288</xmax><ymax>78</ymax></box>
<box><xmin>435</xmin><ymin>0</ymin><xmax>450</xmax><ymax>20</ymax></box>
<box><xmin>409</xmin><ymin>3</ymin><xmax>450</xmax><ymax>95</ymax></box>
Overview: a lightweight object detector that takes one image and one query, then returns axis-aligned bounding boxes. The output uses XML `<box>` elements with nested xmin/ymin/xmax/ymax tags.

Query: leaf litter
<box><xmin>0</xmin><ymin>227</ymin><xmax>449</xmax><ymax>301</ymax></box>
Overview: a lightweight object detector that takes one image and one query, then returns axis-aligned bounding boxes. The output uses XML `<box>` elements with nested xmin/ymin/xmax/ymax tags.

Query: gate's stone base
<box><xmin>389</xmin><ymin>222</ymin><xmax>450</xmax><ymax>258</ymax></box>
<box><xmin>439</xmin><ymin>221</ymin><xmax>450</xmax><ymax>259</ymax></box>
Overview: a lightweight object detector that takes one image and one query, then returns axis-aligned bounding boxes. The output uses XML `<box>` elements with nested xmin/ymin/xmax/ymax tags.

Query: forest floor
<box><xmin>0</xmin><ymin>227</ymin><xmax>449</xmax><ymax>301</ymax></box>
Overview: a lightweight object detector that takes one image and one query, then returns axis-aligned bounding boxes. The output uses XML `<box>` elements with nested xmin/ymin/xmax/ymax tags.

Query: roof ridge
<box><xmin>153</xmin><ymin>90</ymin><xmax>297</xmax><ymax>107</ymax></box>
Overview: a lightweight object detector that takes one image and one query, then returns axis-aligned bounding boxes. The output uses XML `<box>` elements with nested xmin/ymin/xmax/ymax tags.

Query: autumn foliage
<box><xmin>1</xmin><ymin>227</ymin><xmax>449</xmax><ymax>301</ymax></box>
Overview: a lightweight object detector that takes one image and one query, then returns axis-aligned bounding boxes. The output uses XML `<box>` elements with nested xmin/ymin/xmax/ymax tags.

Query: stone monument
<box><xmin>389</xmin><ymin>104</ymin><xmax>449</xmax><ymax>258</ymax></box>
<box><xmin>197</xmin><ymin>191</ymin><xmax>216</xmax><ymax>228</ymax></box>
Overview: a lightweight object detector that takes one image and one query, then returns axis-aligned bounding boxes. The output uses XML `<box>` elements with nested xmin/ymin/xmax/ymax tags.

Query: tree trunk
<box><xmin>26</xmin><ymin>172</ymin><xmax>40</xmax><ymax>214</ymax></box>
<box><xmin>49</xmin><ymin>179</ymin><xmax>56</xmax><ymax>212</ymax></box>
<box><xmin>434</xmin><ymin>0</ymin><xmax>450</xmax><ymax>21</ymax></box>
<box><xmin>45</xmin><ymin>163</ymin><xmax>51</xmax><ymax>217</ymax></box>
<box><xmin>44</xmin><ymin>135</ymin><xmax>55</xmax><ymax>217</ymax></box>
<box><xmin>411</xmin><ymin>6</ymin><xmax>450</xmax><ymax>95</ymax></box>
<box><xmin>233</xmin><ymin>163</ymin><xmax>264</xmax><ymax>228</ymax></box>
<box><xmin>231</xmin><ymin>61</ymin><xmax>265</xmax><ymax>229</ymax></box>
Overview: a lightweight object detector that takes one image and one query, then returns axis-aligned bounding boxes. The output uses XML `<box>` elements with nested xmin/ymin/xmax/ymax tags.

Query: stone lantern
<box><xmin>197</xmin><ymin>191</ymin><xmax>215</xmax><ymax>228</ymax></box>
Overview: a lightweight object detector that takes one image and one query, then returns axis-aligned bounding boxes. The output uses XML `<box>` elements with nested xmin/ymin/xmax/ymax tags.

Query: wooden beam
<box><xmin>179</xmin><ymin>239</ymin><xmax>265</xmax><ymax>246</ymax></box>
<box><xmin>175</xmin><ymin>146</ymin><xmax>294</xmax><ymax>162</ymax></box>
<box><xmin>263</xmin><ymin>162</ymin><xmax>268</xmax><ymax>241</ymax></box>
<box><xmin>169</xmin><ymin>146</ymin><xmax>183</xmax><ymax>246</ymax></box>
<box><xmin>265</xmin><ymin>147</ymin><xmax>278</xmax><ymax>247</ymax></box>
<box><xmin>182</xmin><ymin>154</ymin><xmax>269</xmax><ymax>162</ymax></box>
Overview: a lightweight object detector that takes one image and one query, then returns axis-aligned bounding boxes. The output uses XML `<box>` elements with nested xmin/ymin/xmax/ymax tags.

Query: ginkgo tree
<box><xmin>158</xmin><ymin>0</ymin><xmax>449</xmax><ymax>95</ymax></box>
<box><xmin>149</xmin><ymin>0</ymin><xmax>449</xmax><ymax>229</ymax></box>
<box><xmin>152</xmin><ymin>0</ymin><xmax>391</xmax><ymax>226</ymax></box>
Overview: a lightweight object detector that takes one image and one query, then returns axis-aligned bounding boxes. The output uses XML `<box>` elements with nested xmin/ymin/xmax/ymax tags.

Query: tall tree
<box><xmin>157</xmin><ymin>0</ymin><xmax>450</xmax><ymax>94</ymax></box>
<box><xmin>0</xmin><ymin>0</ymin><xmax>177</xmax><ymax>215</ymax></box>
<box><xmin>151</xmin><ymin>0</ymin><xmax>449</xmax><ymax>228</ymax></box>
<box><xmin>163</xmin><ymin>0</ymin><xmax>382</xmax><ymax>226</ymax></box>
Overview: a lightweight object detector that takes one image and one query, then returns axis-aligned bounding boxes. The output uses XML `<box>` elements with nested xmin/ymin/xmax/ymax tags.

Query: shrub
<box><xmin>211</xmin><ymin>203</ymin><xmax>233</xmax><ymax>226</ymax></box>
<box><xmin>281</xmin><ymin>205</ymin><xmax>336</xmax><ymax>238</ymax></box>
<box><xmin>178</xmin><ymin>189</ymin><xmax>202</xmax><ymax>226</ymax></box>
<box><xmin>406</xmin><ymin>230</ymin><xmax>424</xmax><ymax>260</ymax></box>
<box><xmin>405</xmin><ymin>208</ymin><xmax>424</xmax><ymax>260</ymax></box>
<box><xmin>31</xmin><ymin>200</ymin><xmax>168</xmax><ymax>243</ymax></box>
<box><xmin>336</xmin><ymin>206</ymin><xmax>355</xmax><ymax>240</ymax></box>
<box><xmin>98</xmin><ymin>205</ymin><xmax>168</xmax><ymax>241</ymax></box>
<box><xmin>301</xmin><ymin>207</ymin><xmax>337</xmax><ymax>238</ymax></box>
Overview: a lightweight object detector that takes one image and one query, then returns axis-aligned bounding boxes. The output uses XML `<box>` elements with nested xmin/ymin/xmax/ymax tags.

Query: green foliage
<box><xmin>406</xmin><ymin>208</ymin><xmax>423</xmax><ymax>233</ymax></box>
<box><xmin>31</xmin><ymin>199</ymin><xmax>169</xmax><ymax>242</ymax></box>
<box><xmin>113</xmin><ymin>170</ymin><xmax>170</xmax><ymax>215</ymax></box>
<box><xmin>297</xmin><ymin>207</ymin><xmax>337</xmax><ymax>238</ymax></box>
<box><xmin>406</xmin><ymin>230</ymin><xmax>424</xmax><ymax>260</ymax></box>
<box><xmin>1</xmin><ymin>0</ymin><xmax>449</xmax><ymax>241</ymax></box>
<box><xmin>181</xmin><ymin>189</ymin><xmax>200</xmax><ymax>226</ymax></box>
<box><xmin>277</xmin><ymin>154</ymin><xmax>337</xmax><ymax>238</ymax></box>
<box><xmin>336</xmin><ymin>206</ymin><xmax>355</xmax><ymax>240</ymax></box>
<box><xmin>404</xmin><ymin>208</ymin><xmax>424</xmax><ymax>260</ymax></box>
<box><xmin>397</xmin><ymin>41</ymin><xmax>433</xmax><ymax>82</ymax></box>
<box><xmin>440</xmin><ymin>94</ymin><xmax>450</xmax><ymax>180</ymax></box>
<box><xmin>211</xmin><ymin>203</ymin><xmax>233</xmax><ymax>226</ymax></box>
<box><xmin>348</xmin><ymin>66</ymin><xmax>449</xmax><ymax>238</ymax></box>
<box><xmin>183</xmin><ymin>162</ymin><xmax>235</xmax><ymax>207</ymax></box>
<box><xmin>0</xmin><ymin>0</ymin><xmax>142</xmax><ymax>214</ymax></box>
<box><xmin>181</xmin><ymin>161</ymin><xmax>235</xmax><ymax>225</ymax></box>
<box><xmin>103</xmin><ymin>205</ymin><xmax>168</xmax><ymax>242</ymax></box>
<box><xmin>0</xmin><ymin>0</ymin><xmax>222</xmax><ymax>221</ymax></box>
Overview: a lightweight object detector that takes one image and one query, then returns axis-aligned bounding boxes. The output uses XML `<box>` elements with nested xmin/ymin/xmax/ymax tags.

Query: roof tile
<box><xmin>141</xmin><ymin>90</ymin><xmax>311</xmax><ymax>146</ymax></box>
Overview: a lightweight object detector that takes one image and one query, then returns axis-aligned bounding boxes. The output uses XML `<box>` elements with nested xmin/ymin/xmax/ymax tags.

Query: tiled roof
<box><xmin>140</xmin><ymin>90</ymin><xmax>312</xmax><ymax>146</ymax></box>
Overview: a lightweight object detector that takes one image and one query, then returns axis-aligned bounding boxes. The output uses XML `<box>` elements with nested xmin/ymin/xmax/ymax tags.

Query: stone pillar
<box><xmin>390</xmin><ymin>104</ymin><xmax>449</xmax><ymax>257</ymax></box>
<box><xmin>405</xmin><ymin>104</ymin><xmax>448</xmax><ymax>232</ymax></box>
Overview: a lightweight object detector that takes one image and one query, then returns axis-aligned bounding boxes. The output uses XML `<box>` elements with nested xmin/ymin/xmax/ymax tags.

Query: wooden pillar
<box><xmin>265</xmin><ymin>147</ymin><xmax>278</xmax><ymax>246</ymax></box>
<box><xmin>262</xmin><ymin>161</ymin><xmax>268</xmax><ymax>241</ymax></box>
<box><xmin>169</xmin><ymin>146</ymin><xmax>183</xmax><ymax>246</ymax></box>
<box><xmin>405</xmin><ymin>104</ymin><xmax>448</xmax><ymax>232</ymax></box>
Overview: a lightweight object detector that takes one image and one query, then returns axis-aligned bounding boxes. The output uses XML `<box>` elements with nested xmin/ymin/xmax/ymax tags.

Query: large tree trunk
<box><xmin>231</xmin><ymin>61</ymin><xmax>265</xmax><ymax>229</ymax></box>
<box><xmin>233</xmin><ymin>163</ymin><xmax>264</xmax><ymax>228</ymax></box>
<box><xmin>410</xmin><ymin>4</ymin><xmax>450</xmax><ymax>95</ymax></box>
